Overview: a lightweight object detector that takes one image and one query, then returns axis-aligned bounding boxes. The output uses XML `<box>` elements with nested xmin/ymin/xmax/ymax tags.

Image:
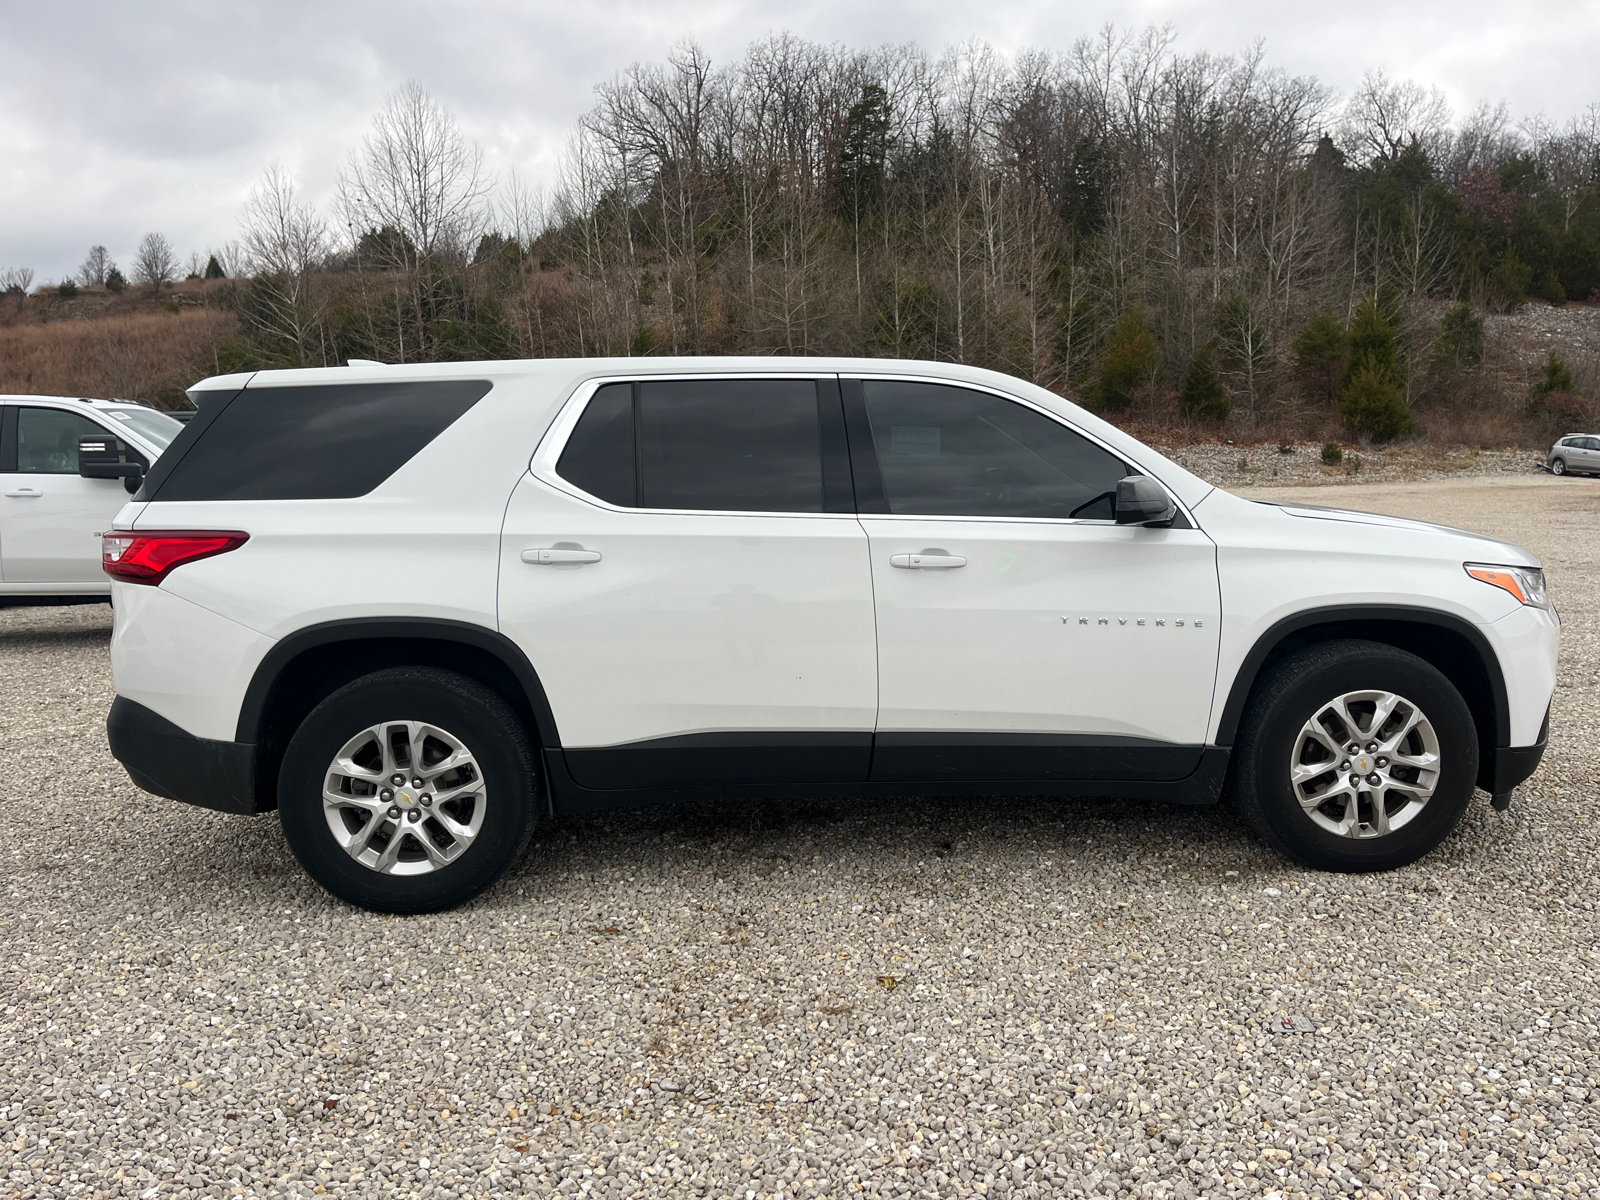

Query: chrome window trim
<box><xmin>528</xmin><ymin>371</ymin><xmax>857</xmax><ymax>522</ymax></box>
<box><xmin>530</xmin><ymin>369</ymin><xmax>1199</xmax><ymax>529</ymax></box>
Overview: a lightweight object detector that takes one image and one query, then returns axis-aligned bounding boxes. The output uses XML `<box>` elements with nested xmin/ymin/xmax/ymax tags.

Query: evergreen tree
<box><xmin>1539</xmin><ymin>268</ymin><xmax>1567</xmax><ymax>306</ymax></box>
<box><xmin>1531</xmin><ymin>349</ymin><xmax>1577</xmax><ymax>403</ymax></box>
<box><xmin>204</xmin><ymin>255</ymin><xmax>226</xmax><ymax>279</ymax></box>
<box><xmin>105</xmin><ymin>267</ymin><xmax>125</xmax><ymax>294</ymax></box>
<box><xmin>1178</xmin><ymin>347</ymin><xmax>1228</xmax><ymax>423</ymax></box>
<box><xmin>1343</xmin><ymin>293</ymin><xmax>1400</xmax><ymax>389</ymax></box>
<box><xmin>1085</xmin><ymin>307</ymin><xmax>1161</xmax><ymax>411</ymax></box>
<box><xmin>1430</xmin><ymin>303</ymin><xmax>1484</xmax><ymax>374</ymax></box>
<box><xmin>1340</xmin><ymin>361</ymin><xmax>1414</xmax><ymax>440</ymax></box>
<box><xmin>1292</xmin><ymin>310</ymin><xmax>1347</xmax><ymax>405</ymax></box>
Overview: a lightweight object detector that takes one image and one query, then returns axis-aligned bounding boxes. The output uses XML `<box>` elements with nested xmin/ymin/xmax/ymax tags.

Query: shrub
<box><xmin>57</xmin><ymin>280</ymin><xmax>78</xmax><ymax>299</ymax></box>
<box><xmin>1321</xmin><ymin>441</ymin><xmax>1343</xmax><ymax>465</ymax></box>
<box><xmin>1178</xmin><ymin>346</ymin><xmax>1228</xmax><ymax>423</ymax></box>
<box><xmin>1487</xmin><ymin>248</ymin><xmax>1533</xmax><ymax>312</ymax></box>
<box><xmin>1540</xmin><ymin>268</ymin><xmax>1567</xmax><ymax>306</ymax></box>
<box><xmin>105</xmin><ymin>267</ymin><xmax>125</xmax><ymax>294</ymax></box>
<box><xmin>1086</xmin><ymin>307</ymin><xmax>1161</xmax><ymax>411</ymax></box>
<box><xmin>1340</xmin><ymin>361</ymin><xmax>1414</xmax><ymax>441</ymax></box>
<box><xmin>1530</xmin><ymin>350</ymin><xmax>1577</xmax><ymax>407</ymax></box>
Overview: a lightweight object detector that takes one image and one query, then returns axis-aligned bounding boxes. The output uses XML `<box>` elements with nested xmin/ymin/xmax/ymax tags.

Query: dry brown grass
<box><xmin>0</xmin><ymin>306</ymin><xmax>236</xmax><ymax>407</ymax></box>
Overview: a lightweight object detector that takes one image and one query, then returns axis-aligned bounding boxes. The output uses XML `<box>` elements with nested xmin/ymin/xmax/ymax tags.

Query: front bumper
<box><xmin>107</xmin><ymin>696</ymin><xmax>260</xmax><ymax>815</ymax></box>
<box><xmin>1479</xmin><ymin>706</ymin><xmax>1550</xmax><ymax>799</ymax></box>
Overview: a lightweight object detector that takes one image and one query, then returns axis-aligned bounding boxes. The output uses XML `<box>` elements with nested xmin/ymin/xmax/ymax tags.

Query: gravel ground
<box><xmin>3</xmin><ymin>476</ymin><xmax>1599</xmax><ymax>1200</ymax></box>
<box><xmin>1162</xmin><ymin>444</ymin><xmax>1542</xmax><ymax>490</ymax></box>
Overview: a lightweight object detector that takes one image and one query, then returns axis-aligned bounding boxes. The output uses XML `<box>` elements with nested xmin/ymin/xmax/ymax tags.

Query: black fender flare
<box><xmin>235</xmin><ymin>616</ymin><xmax>562</xmax><ymax>748</ymax></box>
<box><xmin>1213</xmin><ymin>604</ymin><xmax>1510</xmax><ymax>748</ymax></box>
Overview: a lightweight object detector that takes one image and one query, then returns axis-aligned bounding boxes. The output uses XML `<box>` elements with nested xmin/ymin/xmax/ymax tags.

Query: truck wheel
<box><xmin>278</xmin><ymin>667</ymin><xmax>538</xmax><ymax>912</ymax></box>
<box><xmin>1233</xmin><ymin>640</ymin><xmax>1478</xmax><ymax>872</ymax></box>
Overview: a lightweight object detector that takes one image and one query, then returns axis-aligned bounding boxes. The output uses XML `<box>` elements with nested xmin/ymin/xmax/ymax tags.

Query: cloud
<box><xmin>2</xmin><ymin>0</ymin><xmax>1594</xmax><ymax>283</ymax></box>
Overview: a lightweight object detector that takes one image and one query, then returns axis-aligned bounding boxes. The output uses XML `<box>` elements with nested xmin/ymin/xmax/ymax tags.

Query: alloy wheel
<box><xmin>321</xmin><ymin>720</ymin><xmax>487</xmax><ymax>874</ymax></box>
<box><xmin>1289</xmin><ymin>689</ymin><xmax>1441</xmax><ymax>838</ymax></box>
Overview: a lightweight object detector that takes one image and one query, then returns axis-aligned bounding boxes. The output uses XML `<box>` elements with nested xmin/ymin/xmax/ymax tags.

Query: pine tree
<box><xmin>1178</xmin><ymin>347</ymin><xmax>1229</xmax><ymax>423</ymax></box>
<box><xmin>1340</xmin><ymin>361</ymin><xmax>1415</xmax><ymax>441</ymax></box>
<box><xmin>1085</xmin><ymin>307</ymin><xmax>1161</xmax><ymax>411</ymax></box>
<box><xmin>204</xmin><ymin>255</ymin><xmax>226</xmax><ymax>279</ymax></box>
<box><xmin>1292</xmin><ymin>310</ymin><xmax>1346</xmax><ymax>405</ymax></box>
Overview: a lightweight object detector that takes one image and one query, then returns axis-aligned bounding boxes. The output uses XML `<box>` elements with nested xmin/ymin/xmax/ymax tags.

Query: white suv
<box><xmin>0</xmin><ymin>395</ymin><xmax>182</xmax><ymax>605</ymax></box>
<box><xmin>103</xmin><ymin>359</ymin><xmax>1558</xmax><ymax>912</ymax></box>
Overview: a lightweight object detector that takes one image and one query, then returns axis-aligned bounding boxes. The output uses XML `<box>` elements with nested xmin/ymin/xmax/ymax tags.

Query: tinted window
<box><xmin>151</xmin><ymin>380</ymin><xmax>491</xmax><ymax>502</ymax></box>
<box><xmin>862</xmin><ymin>381</ymin><xmax>1127</xmax><ymax>519</ymax></box>
<box><xmin>640</xmin><ymin>380</ymin><xmax>823</xmax><ymax>512</ymax></box>
<box><xmin>1584</xmin><ymin>437</ymin><xmax>1600</xmax><ymax>451</ymax></box>
<box><xmin>16</xmin><ymin>408</ymin><xmax>121</xmax><ymax>473</ymax></box>
<box><xmin>556</xmin><ymin>383</ymin><xmax>635</xmax><ymax>506</ymax></box>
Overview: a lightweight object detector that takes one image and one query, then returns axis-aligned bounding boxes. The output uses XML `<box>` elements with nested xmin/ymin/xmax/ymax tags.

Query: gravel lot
<box><xmin>3</xmin><ymin>476</ymin><xmax>1599</xmax><ymax>1200</ymax></box>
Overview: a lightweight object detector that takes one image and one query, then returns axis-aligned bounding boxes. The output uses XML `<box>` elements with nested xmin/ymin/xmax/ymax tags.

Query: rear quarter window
<box><xmin>146</xmin><ymin>380</ymin><xmax>491</xmax><ymax>502</ymax></box>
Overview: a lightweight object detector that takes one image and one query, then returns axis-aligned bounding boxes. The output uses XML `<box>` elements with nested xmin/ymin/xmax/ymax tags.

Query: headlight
<box><xmin>1465</xmin><ymin>563</ymin><xmax>1549</xmax><ymax>609</ymax></box>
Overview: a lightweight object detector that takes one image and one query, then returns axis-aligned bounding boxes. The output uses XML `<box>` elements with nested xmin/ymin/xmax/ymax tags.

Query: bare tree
<box><xmin>133</xmin><ymin>232</ymin><xmax>177</xmax><ymax>291</ymax></box>
<box><xmin>76</xmin><ymin>245</ymin><xmax>113</xmax><ymax>288</ymax></box>
<box><xmin>338</xmin><ymin>80</ymin><xmax>491</xmax><ymax>269</ymax></box>
<box><xmin>337</xmin><ymin>81</ymin><xmax>492</xmax><ymax>358</ymax></box>
<box><xmin>240</xmin><ymin>162</ymin><xmax>332</xmax><ymax>364</ymax></box>
<box><xmin>1</xmin><ymin>266</ymin><xmax>33</xmax><ymax>311</ymax></box>
<box><xmin>1340</xmin><ymin>70</ymin><xmax>1451</xmax><ymax>166</ymax></box>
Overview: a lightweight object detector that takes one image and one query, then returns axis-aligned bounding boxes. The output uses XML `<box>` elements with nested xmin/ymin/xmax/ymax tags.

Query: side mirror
<box><xmin>79</xmin><ymin>434</ymin><xmax>145</xmax><ymax>494</ymax></box>
<box><xmin>1114</xmin><ymin>475</ymin><xmax>1176</xmax><ymax>527</ymax></box>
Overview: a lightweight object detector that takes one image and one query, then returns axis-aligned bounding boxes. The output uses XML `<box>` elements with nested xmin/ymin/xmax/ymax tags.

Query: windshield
<box><xmin>104</xmin><ymin>407</ymin><xmax>184</xmax><ymax>452</ymax></box>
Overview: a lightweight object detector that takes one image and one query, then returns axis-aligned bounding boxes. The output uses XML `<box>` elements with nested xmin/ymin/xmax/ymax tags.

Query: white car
<box><xmin>0</xmin><ymin>395</ymin><xmax>182</xmax><ymax>606</ymax></box>
<box><xmin>102</xmin><ymin>359</ymin><xmax>1558</xmax><ymax>912</ymax></box>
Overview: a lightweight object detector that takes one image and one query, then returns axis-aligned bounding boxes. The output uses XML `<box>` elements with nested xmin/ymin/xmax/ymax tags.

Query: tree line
<box><xmin>19</xmin><ymin>30</ymin><xmax>1600</xmax><ymax>440</ymax></box>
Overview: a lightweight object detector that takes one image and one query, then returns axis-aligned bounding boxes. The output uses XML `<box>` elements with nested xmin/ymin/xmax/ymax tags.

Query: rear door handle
<box><xmin>5</xmin><ymin>488</ymin><xmax>42</xmax><ymax>498</ymax></box>
<box><xmin>521</xmin><ymin>547</ymin><xmax>602</xmax><ymax>565</ymax></box>
<box><xmin>890</xmin><ymin>552</ymin><xmax>967</xmax><ymax>569</ymax></box>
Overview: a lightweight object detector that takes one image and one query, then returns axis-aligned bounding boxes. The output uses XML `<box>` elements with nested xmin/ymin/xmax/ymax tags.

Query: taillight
<box><xmin>102</xmin><ymin>530</ymin><xmax>249</xmax><ymax>585</ymax></box>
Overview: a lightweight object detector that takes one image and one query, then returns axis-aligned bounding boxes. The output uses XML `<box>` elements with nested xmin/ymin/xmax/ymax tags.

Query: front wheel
<box><xmin>1551</xmin><ymin>457</ymin><xmax>1567</xmax><ymax>476</ymax></box>
<box><xmin>1232</xmin><ymin>640</ymin><xmax>1478</xmax><ymax>872</ymax></box>
<box><xmin>278</xmin><ymin>667</ymin><xmax>539</xmax><ymax>912</ymax></box>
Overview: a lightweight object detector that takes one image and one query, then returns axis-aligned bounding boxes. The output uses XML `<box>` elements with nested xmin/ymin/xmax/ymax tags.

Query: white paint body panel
<box><xmin>1193</xmin><ymin>487</ymin><xmax>1558</xmax><ymax>743</ymax></box>
<box><xmin>862</xmin><ymin>516</ymin><xmax>1220</xmax><ymax>741</ymax></box>
<box><xmin>109</xmin><ymin>580</ymin><xmax>275</xmax><ymax>740</ymax></box>
<box><xmin>499</xmin><ymin>474</ymin><xmax>877</xmax><ymax>748</ymax></box>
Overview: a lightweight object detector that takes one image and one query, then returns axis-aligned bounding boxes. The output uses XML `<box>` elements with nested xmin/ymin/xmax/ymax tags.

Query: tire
<box><xmin>1551</xmin><ymin>457</ymin><xmax>1567</xmax><ymax>476</ymax></box>
<box><xmin>278</xmin><ymin>666</ymin><xmax>539</xmax><ymax>913</ymax></box>
<box><xmin>1232</xmin><ymin>640</ymin><xmax>1478</xmax><ymax>872</ymax></box>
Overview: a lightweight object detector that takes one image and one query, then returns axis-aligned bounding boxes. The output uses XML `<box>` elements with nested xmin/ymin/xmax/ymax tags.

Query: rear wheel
<box><xmin>278</xmin><ymin>667</ymin><xmax>538</xmax><ymax>912</ymax></box>
<box><xmin>1233</xmin><ymin>640</ymin><xmax>1477</xmax><ymax>872</ymax></box>
<box><xmin>1551</xmin><ymin>457</ymin><xmax>1567</xmax><ymax>476</ymax></box>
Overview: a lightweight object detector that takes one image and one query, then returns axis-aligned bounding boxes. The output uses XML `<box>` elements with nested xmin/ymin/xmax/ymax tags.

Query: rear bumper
<box><xmin>107</xmin><ymin>695</ymin><xmax>261</xmax><ymax>815</ymax></box>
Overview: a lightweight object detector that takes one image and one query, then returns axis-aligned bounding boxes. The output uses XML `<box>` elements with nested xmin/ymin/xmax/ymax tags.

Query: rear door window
<box><xmin>859</xmin><ymin>381</ymin><xmax>1128</xmax><ymax>519</ymax></box>
<box><xmin>147</xmin><ymin>380</ymin><xmax>491</xmax><ymax>502</ymax></box>
<box><xmin>556</xmin><ymin>379</ymin><xmax>834</xmax><ymax>514</ymax></box>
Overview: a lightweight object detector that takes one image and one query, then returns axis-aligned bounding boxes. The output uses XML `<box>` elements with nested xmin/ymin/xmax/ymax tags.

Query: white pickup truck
<box><xmin>0</xmin><ymin>395</ymin><xmax>182</xmax><ymax>606</ymax></box>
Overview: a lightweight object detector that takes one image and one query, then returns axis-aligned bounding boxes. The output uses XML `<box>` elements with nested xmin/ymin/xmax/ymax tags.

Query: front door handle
<box><xmin>521</xmin><ymin>547</ymin><xmax>602</xmax><ymax>565</ymax></box>
<box><xmin>890</xmin><ymin>552</ymin><xmax>967</xmax><ymax>569</ymax></box>
<box><xmin>5</xmin><ymin>488</ymin><xmax>42</xmax><ymax>498</ymax></box>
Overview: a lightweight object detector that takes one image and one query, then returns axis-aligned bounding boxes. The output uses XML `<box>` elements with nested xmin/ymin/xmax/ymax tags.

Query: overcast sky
<box><xmin>3</xmin><ymin>0</ymin><xmax>1597</xmax><ymax>285</ymax></box>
